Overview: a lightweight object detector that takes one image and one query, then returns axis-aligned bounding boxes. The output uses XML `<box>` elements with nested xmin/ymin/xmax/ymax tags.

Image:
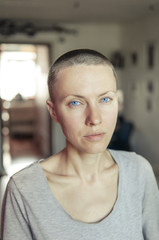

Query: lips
<box><xmin>84</xmin><ymin>133</ymin><xmax>105</xmax><ymax>141</ymax></box>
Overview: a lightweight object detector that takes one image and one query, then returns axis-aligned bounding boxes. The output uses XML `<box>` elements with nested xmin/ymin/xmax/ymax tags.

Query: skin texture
<box><xmin>43</xmin><ymin>64</ymin><xmax>119</xmax><ymax>223</ymax></box>
<box><xmin>47</xmin><ymin>64</ymin><xmax>118</xmax><ymax>155</ymax></box>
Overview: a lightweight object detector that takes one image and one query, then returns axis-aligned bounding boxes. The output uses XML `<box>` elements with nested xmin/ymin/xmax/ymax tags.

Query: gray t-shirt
<box><xmin>1</xmin><ymin>150</ymin><xmax>159</xmax><ymax>240</ymax></box>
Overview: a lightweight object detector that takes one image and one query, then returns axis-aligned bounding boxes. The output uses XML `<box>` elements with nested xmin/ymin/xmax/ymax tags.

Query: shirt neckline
<box><xmin>36</xmin><ymin>149</ymin><xmax>123</xmax><ymax>226</ymax></box>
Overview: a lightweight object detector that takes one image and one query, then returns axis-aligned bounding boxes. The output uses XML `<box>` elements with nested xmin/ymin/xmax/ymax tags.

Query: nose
<box><xmin>85</xmin><ymin>104</ymin><xmax>102</xmax><ymax>126</ymax></box>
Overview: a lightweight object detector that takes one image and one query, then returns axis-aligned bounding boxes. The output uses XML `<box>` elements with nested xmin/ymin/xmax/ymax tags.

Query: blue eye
<box><xmin>101</xmin><ymin>97</ymin><xmax>110</xmax><ymax>103</ymax></box>
<box><xmin>71</xmin><ymin>101</ymin><xmax>80</xmax><ymax>106</ymax></box>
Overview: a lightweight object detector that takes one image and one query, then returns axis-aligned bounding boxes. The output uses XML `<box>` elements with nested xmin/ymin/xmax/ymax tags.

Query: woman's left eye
<box><xmin>101</xmin><ymin>97</ymin><xmax>110</xmax><ymax>103</ymax></box>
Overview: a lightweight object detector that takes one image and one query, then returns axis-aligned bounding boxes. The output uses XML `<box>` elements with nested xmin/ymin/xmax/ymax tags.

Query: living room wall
<box><xmin>121</xmin><ymin>15</ymin><xmax>159</xmax><ymax>171</ymax></box>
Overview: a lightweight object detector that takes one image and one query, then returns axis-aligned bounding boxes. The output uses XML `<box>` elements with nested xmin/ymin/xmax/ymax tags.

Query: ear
<box><xmin>46</xmin><ymin>100</ymin><xmax>59</xmax><ymax>123</ymax></box>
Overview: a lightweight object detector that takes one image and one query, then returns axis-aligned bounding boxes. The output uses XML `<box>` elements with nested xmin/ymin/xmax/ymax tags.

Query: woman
<box><xmin>1</xmin><ymin>49</ymin><xmax>159</xmax><ymax>239</ymax></box>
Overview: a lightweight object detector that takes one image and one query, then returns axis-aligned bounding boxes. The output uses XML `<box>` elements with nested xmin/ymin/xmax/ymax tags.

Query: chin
<box><xmin>81</xmin><ymin>144</ymin><xmax>108</xmax><ymax>155</ymax></box>
<box><xmin>67</xmin><ymin>139</ymin><xmax>109</xmax><ymax>155</ymax></box>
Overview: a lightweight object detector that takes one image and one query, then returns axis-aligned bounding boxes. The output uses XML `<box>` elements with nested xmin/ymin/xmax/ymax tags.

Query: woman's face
<box><xmin>47</xmin><ymin>64</ymin><xmax>118</xmax><ymax>154</ymax></box>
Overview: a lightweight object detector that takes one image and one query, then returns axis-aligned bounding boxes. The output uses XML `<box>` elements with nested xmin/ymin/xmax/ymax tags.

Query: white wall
<box><xmin>120</xmin><ymin>16</ymin><xmax>159</xmax><ymax>170</ymax></box>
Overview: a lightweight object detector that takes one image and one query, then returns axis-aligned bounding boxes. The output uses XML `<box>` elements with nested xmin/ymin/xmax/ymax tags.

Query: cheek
<box><xmin>58</xmin><ymin>113</ymin><xmax>82</xmax><ymax>137</ymax></box>
<box><xmin>103</xmin><ymin>108</ymin><xmax>118</xmax><ymax>128</ymax></box>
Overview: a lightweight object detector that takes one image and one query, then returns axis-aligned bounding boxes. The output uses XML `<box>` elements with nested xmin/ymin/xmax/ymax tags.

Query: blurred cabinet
<box><xmin>9</xmin><ymin>100</ymin><xmax>37</xmax><ymax>138</ymax></box>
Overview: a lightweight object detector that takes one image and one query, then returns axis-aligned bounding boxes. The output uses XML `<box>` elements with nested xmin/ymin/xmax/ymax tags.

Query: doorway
<box><xmin>0</xmin><ymin>43</ymin><xmax>51</xmax><ymax>176</ymax></box>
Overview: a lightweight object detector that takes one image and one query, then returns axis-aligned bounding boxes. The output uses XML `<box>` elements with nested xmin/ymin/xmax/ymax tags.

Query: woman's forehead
<box><xmin>53</xmin><ymin>64</ymin><xmax>117</xmax><ymax>100</ymax></box>
<box><xmin>57</xmin><ymin>64</ymin><xmax>115</xmax><ymax>81</ymax></box>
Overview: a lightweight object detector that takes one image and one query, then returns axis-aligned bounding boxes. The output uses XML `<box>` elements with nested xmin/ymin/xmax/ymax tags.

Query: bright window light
<box><xmin>0</xmin><ymin>51</ymin><xmax>37</xmax><ymax>101</ymax></box>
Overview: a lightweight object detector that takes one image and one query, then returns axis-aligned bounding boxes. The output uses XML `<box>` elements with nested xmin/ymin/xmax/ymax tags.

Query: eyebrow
<box><xmin>98</xmin><ymin>91</ymin><xmax>116</xmax><ymax>97</ymax></box>
<box><xmin>62</xmin><ymin>91</ymin><xmax>116</xmax><ymax>101</ymax></box>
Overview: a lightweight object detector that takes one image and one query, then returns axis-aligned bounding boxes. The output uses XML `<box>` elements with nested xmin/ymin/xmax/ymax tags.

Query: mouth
<box><xmin>84</xmin><ymin>133</ymin><xmax>105</xmax><ymax>141</ymax></box>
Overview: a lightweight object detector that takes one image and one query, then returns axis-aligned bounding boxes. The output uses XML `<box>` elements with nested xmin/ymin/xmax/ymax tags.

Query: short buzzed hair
<box><xmin>48</xmin><ymin>49</ymin><xmax>117</xmax><ymax>101</ymax></box>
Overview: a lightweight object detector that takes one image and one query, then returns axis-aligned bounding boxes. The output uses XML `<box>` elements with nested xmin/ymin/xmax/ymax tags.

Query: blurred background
<box><xmin>0</xmin><ymin>0</ymin><xmax>159</xmax><ymax>228</ymax></box>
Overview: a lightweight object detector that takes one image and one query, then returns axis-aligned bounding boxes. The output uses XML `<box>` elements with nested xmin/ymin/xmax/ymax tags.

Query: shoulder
<box><xmin>110</xmin><ymin>150</ymin><xmax>158</xmax><ymax>198</ymax></box>
<box><xmin>12</xmin><ymin>160</ymin><xmax>39</xmax><ymax>181</ymax></box>
<box><xmin>110</xmin><ymin>149</ymin><xmax>152</xmax><ymax>170</ymax></box>
<box><xmin>109</xmin><ymin>150</ymin><xmax>155</xmax><ymax>183</ymax></box>
<box><xmin>7</xmin><ymin>160</ymin><xmax>42</xmax><ymax>195</ymax></box>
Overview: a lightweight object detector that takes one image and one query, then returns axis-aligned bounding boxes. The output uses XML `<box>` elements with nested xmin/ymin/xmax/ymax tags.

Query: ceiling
<box><xmin>0</xmin><ymin>0</ymin><xmax>158</xmax><ymax>24</ymax></box>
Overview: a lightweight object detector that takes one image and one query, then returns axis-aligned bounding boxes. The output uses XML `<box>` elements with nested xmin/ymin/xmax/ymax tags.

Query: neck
<box><xmin>61</xmin><ymin>144</ymin><xmax>114</xmax><ymax>183</ymax></box>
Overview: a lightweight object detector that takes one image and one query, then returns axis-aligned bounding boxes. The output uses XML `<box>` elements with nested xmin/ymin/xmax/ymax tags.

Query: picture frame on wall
<box><xmin>147</xmin><ymin>80</ymin><xmax>154</xmax><ymax>94</ymax></box>
<box><xmin>147</xmin><ymin>43</ymin><xmax>155</xmax><ymax>69</ymax></box>
<box><xmin>146</xmin><ymin>97</ymin><xmax>153</xmax><ymax>111</ymax></box>
<box><xmin>131</xmin><ymin>52</ymin><xmax>138</xmax><ymax>66</ymax></box>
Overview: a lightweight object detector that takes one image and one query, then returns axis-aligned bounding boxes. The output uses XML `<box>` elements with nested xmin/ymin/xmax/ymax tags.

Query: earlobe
<box><xmin>46</xmin><ymin>100</ymin><xmax>59</xmax><ymax>122</ymax></box>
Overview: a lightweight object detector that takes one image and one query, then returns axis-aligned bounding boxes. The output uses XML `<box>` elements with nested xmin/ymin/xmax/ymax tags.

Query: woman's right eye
<box><xmin>70</xmin><ymin>101</ymin><xmax>80</xmax><ymax>106</ymax></box>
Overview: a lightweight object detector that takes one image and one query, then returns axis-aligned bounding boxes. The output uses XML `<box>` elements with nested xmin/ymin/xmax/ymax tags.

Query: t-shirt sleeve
<box><xmin>140</xmin><ymin>157</ymin><xmax>159</xmax><ymax>240</ymax></box>
<box><xmin>1</xmin><ymin>177</ymin><xmax>33</xmax><ymax>240</ymax></box>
